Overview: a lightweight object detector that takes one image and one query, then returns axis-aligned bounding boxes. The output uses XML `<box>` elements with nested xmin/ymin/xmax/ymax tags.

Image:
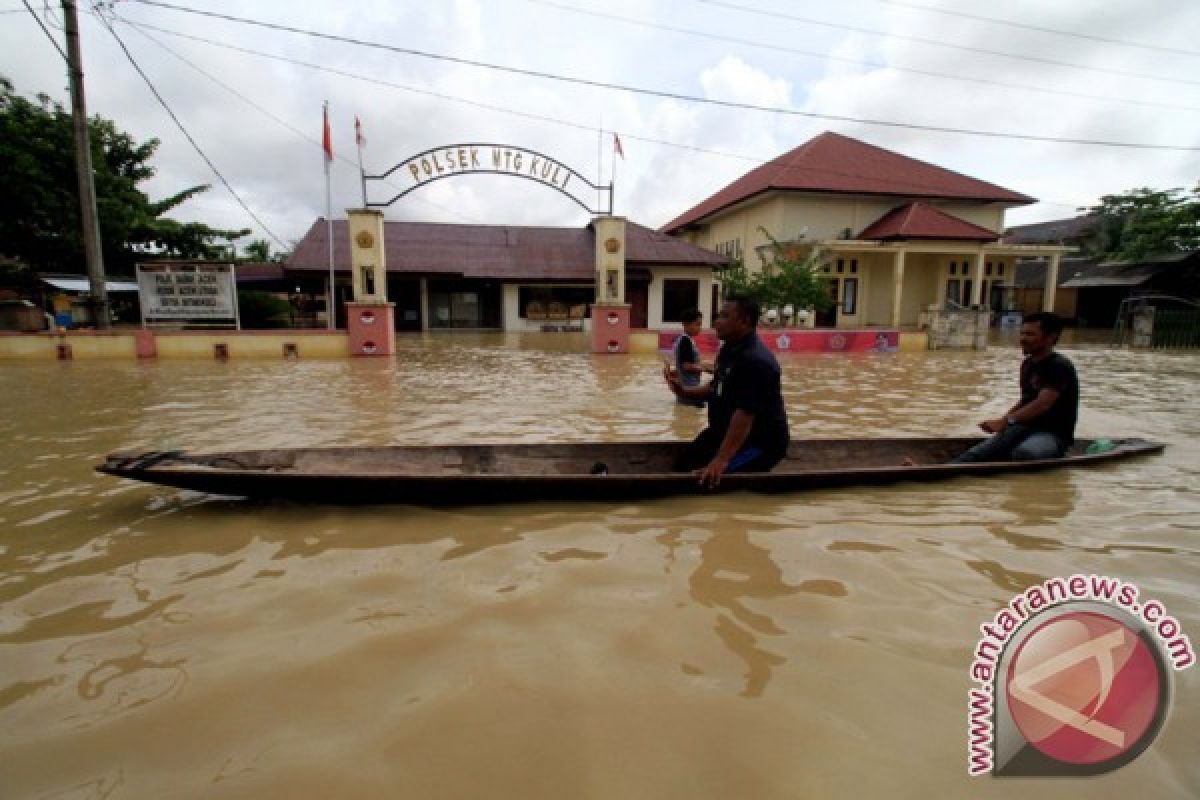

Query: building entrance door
<box><xmin>427</xmin><ymin>279</ymin><xmax>502</xmax><ymax>328</ymax></box>
<box><xmin>815</xmin><ymin>278</ymin><xmax>839</xmax><ymax>327</ymax></box>
<box><xmin>627</xmin><ymin>282</ymin><xmax>649</xmax><ymax>328</ymax></box>
<box><xmin>388</xmin><ymin>278</ymin><xmax>422</xmax><ymax>331</ymax></box>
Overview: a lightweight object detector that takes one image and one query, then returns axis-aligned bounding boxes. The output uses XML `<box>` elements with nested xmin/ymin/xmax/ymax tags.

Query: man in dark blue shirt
<box><xmin>665</xmin><ymin>295</ymin><xmax>790</xmax><ymax>487</ymax></box>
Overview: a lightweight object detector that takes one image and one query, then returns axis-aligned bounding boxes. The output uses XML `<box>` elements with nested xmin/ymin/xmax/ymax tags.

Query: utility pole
<box><xmin>62</xmin><ymin>0</ymin><xmax>111</xmax><ymax>329</ymax></box>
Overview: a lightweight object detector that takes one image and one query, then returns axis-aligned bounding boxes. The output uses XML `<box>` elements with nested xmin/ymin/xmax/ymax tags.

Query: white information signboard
<box><xmin>137</xmin><ymin>263</ymin><xmax>238</xmax><ymax>326</ymax></box>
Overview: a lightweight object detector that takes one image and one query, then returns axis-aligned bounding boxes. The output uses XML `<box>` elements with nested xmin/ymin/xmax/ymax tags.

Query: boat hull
<box><xmin>95</xmin><ymin>438</ymin><xmax>1165</xmax><ymax>505</ymax></box>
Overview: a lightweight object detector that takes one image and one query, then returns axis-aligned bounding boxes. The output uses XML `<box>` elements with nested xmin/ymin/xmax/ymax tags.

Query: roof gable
<box><xmin>858</xmin><ymin>202</ymin><xmax>1000</xmax><ymax>242</ymax></box>
<box><xmin>661</xmin><ymin>132</ymin><xmax>1034</xmax><ymax>233</ymax></box>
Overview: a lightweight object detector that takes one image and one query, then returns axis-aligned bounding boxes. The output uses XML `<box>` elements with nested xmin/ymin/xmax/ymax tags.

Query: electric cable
<box><xmin>98</xmin><ymin>13</ymin><xmax>288</xmax><ymax>248</ymax></box>
<box><xmin>119</xmin><ymin>0</ymin><xmax>1200</xmax><ymax>151</ymax></box>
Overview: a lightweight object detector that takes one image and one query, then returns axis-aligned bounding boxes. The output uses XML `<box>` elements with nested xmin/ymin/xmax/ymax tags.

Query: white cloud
<box><xmin>2</xmin><ymin>0</ymin><xmax>1196</xmax><ymax>248</ymax></box>
<box><xmin>700</xmin><ymin>56</ymin><xmax>792</xmax><ymax>108</ymax></box>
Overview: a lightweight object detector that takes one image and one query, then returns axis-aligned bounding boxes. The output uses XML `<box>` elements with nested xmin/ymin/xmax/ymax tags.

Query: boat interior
<box><xmin>103</xmin><ymin>438</ymin><xmax>1057</xmax><ymax>477</ymax></box>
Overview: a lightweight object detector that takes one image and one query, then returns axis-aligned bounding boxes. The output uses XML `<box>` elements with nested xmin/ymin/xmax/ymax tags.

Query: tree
<box><xmin>1080</xmin><ymin>186</ymin><xmax>1200</xmax><ymax>261</ymax></box>
<box><xmin>0</xmin><ymin>77</ymin><xmax>250</xmax><ymax>276</ymax></box>
<box><xmin>242</xmin><ymin>239</ymin><xmax>271</xmax><ymax>262</ymax></box>
<box><xmin>714</xmin><ymin>228</ymin><xmax>831</xmax><ymax>313</ymax></box>
<box><xmin>236</xmin><ymin>290</ymin><xmax>291</xmax><ymax>328</ymax></box>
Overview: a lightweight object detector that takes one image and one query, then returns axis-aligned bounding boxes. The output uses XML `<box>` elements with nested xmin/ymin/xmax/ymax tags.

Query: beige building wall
<box><xmin>928</xmin><ymin>204</ymin><xmax>1005</xmax><ymax>233</ymax></box>
<box><xmin>777</xmin><ymin>195</ymin><xmax>892</xmax><ymax>241</ymax></box>
<box><xmin>864</xmin><ymin>260</ymin><xmax>895</xmax><ymax>326</ymax></box>
<box><xmin>902</xmin><ymin>254</ymin><xmax>941</xmax><ymax>326</ymax></box>
<box><xmin>686</xmin><ymin>192</ymin><xmax>1012</xmax><ymax>268</ymax></box>
<box><xmin>669</xmin><ymin>190</ymin><xmax>1044</xmax><ymax>329</ymax></box>
<box><xmin>647</xmin><ymin>267</ymin><xmax>717</xmax><ymax>330</ymax></box>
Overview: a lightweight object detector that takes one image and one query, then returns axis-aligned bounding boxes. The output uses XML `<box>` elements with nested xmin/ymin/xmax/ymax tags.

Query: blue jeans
<box><xmin>950</xmin><ymin>425</ymin><xmax>1066</xmax><ymax>464</ymax></box>
<box><xmin>674</xmin><ymin>429</ymin><xmax>784</xmax><ymax>473</ymax></box>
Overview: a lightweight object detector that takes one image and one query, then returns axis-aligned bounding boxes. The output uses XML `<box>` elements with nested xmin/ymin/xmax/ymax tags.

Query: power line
<box><xmin>21</xmin><ymin>0</ymin><xmax>67</xmax><ymax>60</ymax></box>
<box><xmin>115</xmin><ymin>18</ymin><xmax>486</xmax><ymax>225</ymax></box>
<box><xmin>96</xmin><ymin>13</ymin><xmax>288</xmax><ymax>249</ymax></box>
<box><xmin>120</xmin><ymin>0</ymin><xmax>1200</xmax><ymax>151</ymax></box>
<box><xmin>120</xmin><ymin>16</ymin><xmax>767</xmax><ymax>165</ymax></box>
<box><xmin>114</xmin><ymin>17</ymin><xmax>1110</xmax><ymax>211</ymax></box>
<box><xmin>696</xmin><ymin>0</ymin><xmax>1200</xmax><ymax>88</ymax></box>
<box><xmin>875</xmin><ymin>0</ymin><xmax>1200</xmax><ymax>58</ymax></box>
<box><xmin>529</xmin><ymin>0</ymin><xmax>1200</xmax><ymax>115</ymax></box>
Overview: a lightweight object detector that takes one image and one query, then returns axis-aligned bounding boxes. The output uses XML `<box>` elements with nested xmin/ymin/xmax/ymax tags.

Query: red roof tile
<box><xmin>235</xmin><ymin>262</ymin><xmax>285</xmax><ymax>282</ymax></box>
<box><xmin>661</xmin><ymin>132</ymin><xmax>1034</xmax><ymax>233</ymax></box>
<box><xmin>287</xmin><ymin>219</ymin><xmax>725</xmax><ymax>280</ymax></box>
<box><xmin>857</xmin><ymin>202</ymin><xmax>1000</xmax><ymax>241</ymax></box>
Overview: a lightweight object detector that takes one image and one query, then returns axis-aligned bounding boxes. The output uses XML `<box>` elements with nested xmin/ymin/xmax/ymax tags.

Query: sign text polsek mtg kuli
<box><xmin>404</xmin><ymin>146</ymin><xmax>572</xmax><ymax>192</ymax></box>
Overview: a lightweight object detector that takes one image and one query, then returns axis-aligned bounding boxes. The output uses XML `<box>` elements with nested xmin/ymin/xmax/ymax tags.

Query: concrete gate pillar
<box><xmin>591</xmin><ymin>216</ymin><xmax>630</xmax><ymax>354</ymax></box>
<box><xmin>346</xmin><ymin>209</ymin><xmax>395</xmax><ymax>356</ymax></box>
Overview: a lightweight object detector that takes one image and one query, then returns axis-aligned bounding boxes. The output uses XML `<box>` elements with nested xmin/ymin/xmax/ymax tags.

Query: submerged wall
<box><xmin>0</xmin><ymin>330</ymin><xmax>349</xmax><ymax>360</ymax></box>
<box><xmin>1</xmin><ymin>326</ymin><xmax>932</xmax><ymax>360</ymax></box>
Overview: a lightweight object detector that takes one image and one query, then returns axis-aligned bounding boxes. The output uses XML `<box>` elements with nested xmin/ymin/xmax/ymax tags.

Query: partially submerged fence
<box><xmin>1112</xmin><ymin>298</ymin><xmax>1200</xmax><ymax>350</ymax></box>
<box><xmin>1152</xmin><ymin>310</ymin><xmax>1200</xmax><ymax>349</ymax></box>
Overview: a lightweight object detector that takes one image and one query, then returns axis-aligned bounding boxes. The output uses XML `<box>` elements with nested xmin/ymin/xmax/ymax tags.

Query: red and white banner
<box><xmin>658</xmin><ymin>329</ymin><xmax>899</xmax><ymax>354</ymax></box>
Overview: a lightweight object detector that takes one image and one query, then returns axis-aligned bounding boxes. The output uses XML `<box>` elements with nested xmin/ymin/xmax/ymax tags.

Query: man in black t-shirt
<box><xmin>665</xmin><ymin>295</ymin><xmax>790</xmax><ymax>487</ymax></box>
<box><xmin>671</xmin><ymin>308</ymin><xmax>707</xmax><ymax>408</ymax></box>
<box><xmin>951</xmin><ymin>312</ymin><xmax>1079</xmax><ymax>463</ymax></box>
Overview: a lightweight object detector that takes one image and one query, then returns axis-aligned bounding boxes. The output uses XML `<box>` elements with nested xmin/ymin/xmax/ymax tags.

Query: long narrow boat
<box><xmin>95</xmin><ymin>437</ymin><xmax>1164</xmax><ymax>505</ymax></box>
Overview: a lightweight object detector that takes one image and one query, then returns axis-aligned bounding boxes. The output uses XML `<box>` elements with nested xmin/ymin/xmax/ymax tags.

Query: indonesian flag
<box><xmin>613</xmin><ymin>132</ymin><xmax>625</xmax><ymax>159</ymax></box>
<box><xmin>322</xmin><ymin>105</ymin><xmax>333</xmax><ymax>162</ymax></box>
<box><xmin>355</xmin><ymin>116</ymin><xmax>365</xmax><ymax>146</ymax></box>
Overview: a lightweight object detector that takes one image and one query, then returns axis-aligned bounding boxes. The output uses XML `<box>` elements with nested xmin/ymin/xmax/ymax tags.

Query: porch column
<box><xmin>1043</xmin><ymin>252</ymin><xmax>1060</xmax><ymax>312</ymax></box>
<box><xmin>969</xmin><ymin>250</ymin><xmax>985</xmax><ymax>307</ymax></box>
<box><xmin>419</xmin><ymin>277</ymin><xmax>429</xmax><ymax>331</ymax></box>
<box><xmin>890</xmin><ymin>249</ymin><xmax>906</xmax><ymax>327</ymax></box>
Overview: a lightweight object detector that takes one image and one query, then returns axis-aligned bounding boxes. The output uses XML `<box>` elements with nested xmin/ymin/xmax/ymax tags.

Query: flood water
<box><xmin>1</xmin><ymin>332</ymin><xmax>1197</xmax><ymax>798</ymax></box>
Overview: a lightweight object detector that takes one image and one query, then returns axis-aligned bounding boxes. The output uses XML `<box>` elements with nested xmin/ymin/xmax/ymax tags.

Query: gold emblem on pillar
<box><xmin>604</xmin><ymin>237</ymin><xmax>620</xmax><ymax>254</ymax></box>
<box><xmin>355</xmin><ymin>230</ymin><xmax>375</xmax><ymax>249</ymax></box>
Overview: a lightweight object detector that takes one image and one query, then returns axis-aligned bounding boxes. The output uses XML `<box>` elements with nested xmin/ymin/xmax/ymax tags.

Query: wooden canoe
<box><xmin>95</xmin><ymin>437</ymin><xmax>1164</xmax><ymax>505</ymax></box>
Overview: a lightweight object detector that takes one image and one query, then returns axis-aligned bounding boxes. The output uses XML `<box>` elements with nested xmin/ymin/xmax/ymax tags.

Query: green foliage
<box><xmin>714</xmin><ymin>255</ymin><xmax>753</xmax><ymax>299</ymax></box>
<box><xmin>0</xmin><ymin>78</ymin><xmax>249</xmax><ymax>275</ymax></box>
<box><xmin>1081</xmin><ymin>186</ymin><xmax>1200</xmax><ymax>261</ymax></box>
<box><xmin>241</xmin><ymin>238</ymin><xmax>291</xmax><ymax>263</ymax></box>
<box><xmin>242</xmin><ymin>239</ymin><xmax>271</xmax><ymax>262</ymax></box>
<box><xmin>236</xmin><ymin>290</ymin><xmax>291</xmax><ymax>329</ymax></box>
<box><xmin>714</xmin><ymin>228</ymin><xmax>831</xmax><ymax>312</ymax></box>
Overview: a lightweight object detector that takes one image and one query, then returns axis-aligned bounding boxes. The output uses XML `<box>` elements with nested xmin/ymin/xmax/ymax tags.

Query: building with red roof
<box><xmin>286</xmin><ymin>219</ymin><xmax>725</xmax><ymax>332</ymax></box>
<box><xmin>663</xmin><ymin>132</ymin><xmax>1070</xmax><ymax>328</ymax></box>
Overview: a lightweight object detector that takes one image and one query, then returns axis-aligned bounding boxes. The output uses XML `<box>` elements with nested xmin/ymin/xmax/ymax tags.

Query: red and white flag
<box><xmin>322</xmin><ymin>105</ymin><xmax>333</xmax><ymax>162</ymax></box>
<box><xmin>355</xmin><ymin>116</ymin><xmax>366</xmax><ymax>147</ymax></box>
<box><xmin>613</xmin><ymin>132</ymin><xmax>625</xmax><ymax>160</ymax></box>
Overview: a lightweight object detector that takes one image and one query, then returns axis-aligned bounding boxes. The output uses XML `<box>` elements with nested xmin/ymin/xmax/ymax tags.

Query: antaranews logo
<box><xmin>967</xmin><ymin>574</ymin><xmax>1195</xmax><ymax>777</ymax></box>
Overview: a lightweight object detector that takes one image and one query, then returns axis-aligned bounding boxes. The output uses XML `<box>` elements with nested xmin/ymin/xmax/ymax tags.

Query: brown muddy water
<box><xmin>0</xmin><ymin>332</ymin><xmax>1197</xmax><ymax>798</ymax></box>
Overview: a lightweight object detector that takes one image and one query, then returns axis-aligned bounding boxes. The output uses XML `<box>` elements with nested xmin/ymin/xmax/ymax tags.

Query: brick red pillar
<box><xmin>134</xmin><ymin>328</ymin><xmax>157</xmax><ymax>358</ymax></box>
<box><xmin>346</xmin><ymin>303</ymin><xmax>396</xmax><ymax>356</ymax></box>
<box><xmin>590</xmin><ymin>304</ymin><xmax>631</xmax><ymax>354</ymax></box>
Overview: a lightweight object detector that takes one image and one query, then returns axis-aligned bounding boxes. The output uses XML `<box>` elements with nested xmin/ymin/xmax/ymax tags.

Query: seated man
<box><xmin>664</xmin><ymin>295</ymin><xmax>790</xmax><ymax>487</ymax></box>
<box><xmin>951</xmin><ymin>311</ymin><xmax>1079</xmax><ymax>463</ymax></box>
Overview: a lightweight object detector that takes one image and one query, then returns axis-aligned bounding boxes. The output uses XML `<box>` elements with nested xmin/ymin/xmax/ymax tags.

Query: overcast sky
<box><xmin>3</xmin><ymin>0</ymin><xmax>1198</xmax><ymax>254</ymax></box>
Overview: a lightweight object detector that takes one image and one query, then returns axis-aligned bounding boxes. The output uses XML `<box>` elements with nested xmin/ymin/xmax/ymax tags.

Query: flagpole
<box><xmin>324</xmin><ymin>100</ymin><xmax>334</xmax><ymax>331</ymax></box>
<box><xmin>610</xmin><ymin>133</ymin><xmax>618</xmax><ymax>216</ymax></box>
<box><xmin>356</xmin><ymin>116</ymin><xmax>367</xmax><ymax>207</ymax></box>
<box><xmin>596</xmin><ymin>117</ymin><xmax>602</xmax><ymax>216</ymax></box>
